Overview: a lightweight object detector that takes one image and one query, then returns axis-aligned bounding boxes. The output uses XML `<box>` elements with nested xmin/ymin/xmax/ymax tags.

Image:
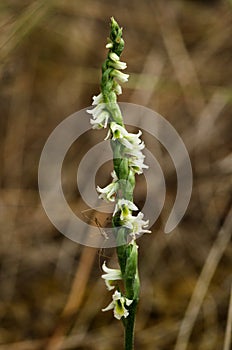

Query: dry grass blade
<box><xmin>129</xmin><ymin>49</ymin><xmax>164</xmax><ymax>105</ymax></box>
<box><xmin>45</xmin><ymin>246</ymin><xmax>97</xmax><ymax>350</ymax></box>
<box><xmin>174</xmin><ymin>205</ymin><xmax>232</xmax><ymax>350</ymax></box>
<box><xmin>223</xmin><ymin>284</ymin><xmax>232</xmax><ymax>350</ymax></box>
<box><xmin>154</xmin><ymin>0</ymin><xmax>205</xmax><ymax>116</ymax></box>
<box><xmin>0</xmin><ymin>0</ymin><xmax>53</xmax><ymax>64</ymax></box>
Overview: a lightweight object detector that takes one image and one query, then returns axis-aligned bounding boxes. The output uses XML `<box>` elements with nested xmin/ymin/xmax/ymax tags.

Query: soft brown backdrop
<box><xmin>0</xmin><ymin>0</ymin><xmax>232</xmax><ymax>349</ymax></box>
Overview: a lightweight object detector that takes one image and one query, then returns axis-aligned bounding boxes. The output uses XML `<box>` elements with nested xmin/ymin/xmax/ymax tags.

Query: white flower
<box><xmin>87</xmin><ymin>103</ymin><xmax>110</xmax><ymax>129</ymax></box>
<box><xmin>97</xmin><ymin>171</ymin><xmax>118</xmax><ymax>202</ymax></box>
<box><xmin>128</xmin><ymin>156</ymin><xmax>149</xmax><ymax>175</ymax></box>
<box><xmin>113</xmin><ymin>81</ymin><xmax>122</xmax><ymax>95</ymax></box>
<box><xmin>109</xmin><ymin>52</ymin><xmax>120</xmax><ymax>61</ymax></box>
<box><xmin>109</xmin><ymin>53</ymin><xmax>127</xmax><ymax>70</ymax></box>
<box><xmin>101</xmin><ymin>261</ymin><xmax>122</xmax><ymax>291</ymax></box>
<box><xmin>111</xmin><ymin>69</ymin><xmax>129</xmax><ymax>83</ymax></box>
<box><xmin>92</xmin><ymin>93</ymin><xmax>103</xmax><ymax>105</ymax></box>
<box><xmin>87</xmin><ymin>103</ymin><xmax>105</xmax><ymax>119</ymax></box>
<box><xmin>125</xmin><ymin>149</ymin><xmax>148</xmax><ymax>175</ymax></box>
<box><xmin>90</xmin><ymin>110</ymin><xmax>110</xmax><ymax>129</ymax></box>
<box><xmin>113</xmin><ymin>199</ymin><xmax>138</xmax><ymax>220</ymax></box>
<box><xmin>110</xmin><ymin>122</ymin><xmax>144</xmax><ymax>150</ymax></box>
<box><xmin>124</xmin><ymin>145</ymin><xmax>145</xmax><ymax>157</ymax></box>
<box><xmin>107</xmin><ymin>123</ymin><xmax>149</xmax><ymax>173</ymax></box>
<box><xmin>123</xmin><ymin>212</ymin><xmax>151</xmax><ymax>239</ymax></box>
<box><xmin>113</xmin><ymin>61</ymin><xmax>127</xmax><ymax>70</ymax></box>
<box><xmin>102</xmin><ymin>290</ymin><xmax>133</xmax><ymax>320</ymax></box>
<box><xmin>96</xmin><ymin>182</ymin><xmax>117</xmax><ymax>201</ymax></box>
<box><xmin>106</xmin><ymin>42</ymin><xmax>113</xmax><ymax>49</ymax></box>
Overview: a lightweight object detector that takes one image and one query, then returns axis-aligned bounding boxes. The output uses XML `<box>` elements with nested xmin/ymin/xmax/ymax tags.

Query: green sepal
<box><xmin>125</xmin><ymin>243</ymin><xmax>137</xmax><ymax>280</ymax></box>
<box><xmin>125</xmin><ymin>243</ymin><xmax>140</xmax><ymax>300</ymax></box>
<box><xmin>110</xmin><ymin>17</ymin><xmax>124</xmax><ymax>56</ymax></box>
<box><xmin>119</xmin><ymin>157</ymin><xmax>129</xmax><ymax>180</ymax></box>
<box><xmin>111</xmin><ymin>140</ymin><xmax>122</xmax><ymax>179</ymax></box>
<box><xmin>116</xmin><ymin>227</ymin><xmax>128</xmax><ymax>275</ymax></box>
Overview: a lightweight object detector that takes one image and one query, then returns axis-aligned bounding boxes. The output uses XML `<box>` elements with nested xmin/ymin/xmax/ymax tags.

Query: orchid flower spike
<box><xmin>88</xmin><ymin>18</ymin><xmax>150</xmax><ymax>347</ymax></box>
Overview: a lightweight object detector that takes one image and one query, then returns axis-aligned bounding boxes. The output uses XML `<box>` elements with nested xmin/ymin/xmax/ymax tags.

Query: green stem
<box><xmin>124</xmin><ymin>301</ymin><xmax>138</xmax><ymax>350</ymax></box>
<box><xmin>116</xmin><ymin>229</ymin><xmax>139</xmax><ymax>350</ymax></box>
<box><xmin>100</xmin><ymin>17</ymin><xmax>140</xmax><ymax>350</ymax></box>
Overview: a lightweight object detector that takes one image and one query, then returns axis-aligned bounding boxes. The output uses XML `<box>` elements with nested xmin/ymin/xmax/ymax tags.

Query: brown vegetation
<box><xmin>0</xmin><ymin>0</ymin><xmax>232</xmax><ymax>349</ymax></box>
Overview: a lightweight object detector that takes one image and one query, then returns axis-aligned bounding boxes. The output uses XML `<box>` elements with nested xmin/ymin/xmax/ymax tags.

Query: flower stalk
<box><xmin>87</xmin><ymin>17</ymin><xmax>150</xmax><ymax>350</ymax></box>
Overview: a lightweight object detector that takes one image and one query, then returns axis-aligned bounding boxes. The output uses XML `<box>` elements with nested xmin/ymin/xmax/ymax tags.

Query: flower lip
<box><xmin>102</xmin><ymin>290</ymin><xmax>133</xmax><ymax>320</ymax></box>
<box><xmin>113</xmin><ymin>199</ymin><xmax>138</xmax><ymax>219</ymax></box>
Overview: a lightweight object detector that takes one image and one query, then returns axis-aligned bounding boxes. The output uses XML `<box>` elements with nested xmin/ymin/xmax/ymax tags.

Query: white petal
<box><xmin>114</xmin><ymin>83</ymin><xmax>122</xmax><ymax>95</ymax></box>
<box><xmin>92</xmin><ymin>93</ymin><xmax>103</xmax><ymax>105</ymax></box>
<box><xmin>102</xmin><ymin>261</ymin><xmax>121</xmax><ymax>279</ymax></box>
<box><xmin>119</xmin><ymin>199</ymin><xmax>138</xmax><ymax>211</ymax></box>
<box><xmin>113</xmin><ymin>199</ymin><xmax>138</xmax><ymax>217</ymax></box>
<box><xmin>90</xmin><ymin>110</ymin><xmax>110</xmax><ymax>130</ymax></box>
<box><xmin>106</xmin><ymin>42</ymin><xmax>113</xmax><ymax>49</ymax></box>
<box><xmin>109</xmin><ymin>52</ymin><xmax>120</xmax><ymax>62</ymax></box>
<box><xmin>112</xmin><ymin>290</ymin><xmax>122</xmax><ymax>301</ymax></box>
<box><xmin>114</xmin><ymin>304</ymin><xmax>129</xmax><ymax>320</ymax></box>
<box><xmin>104</xmin><ymin>128</ymin><xmax>111</xmax><ymax>140</ymax></box>
<box><xmin>111</xmin><ymin>170</ymin><xmax>118</xmax><ymax>182</ymax></box>
<box><xmin>87</xmin><ymin>103</ymin><xmax>105</xmax><ymax>117</ymax></box>
<box><xmin>110</xmin><ymin>61</ymin><xmax>127</xmax><ymax>70</ymax></box>
<box><xmin>125</xmin><ymin>298</ymin><xmax>133</xmax><ymax>307</ymax></box>
<box><xmin>112</xmin><ymin>70</ymin><xmax>129</xmax><ymax>83</ymax></box>
<box><xmin>102</xmin><ymin>301</ymin><xmax>114</xmax><ymax>312</ymax></box>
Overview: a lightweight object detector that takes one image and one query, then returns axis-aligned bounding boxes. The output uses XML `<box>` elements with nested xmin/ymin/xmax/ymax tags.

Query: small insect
<box><xmin>81</xmin><ymin>207</ymin><xmax>113</xmax><ymax>268</ymax></box>
<box><xmin>94</xmin><ymin>217</ymin><xmax>109</xmax><ymax>240</ymax></box>
<box><xmin>81</xmin><ymin>206</ymin><xmax>113</xmax><ymax>240</ymax></box>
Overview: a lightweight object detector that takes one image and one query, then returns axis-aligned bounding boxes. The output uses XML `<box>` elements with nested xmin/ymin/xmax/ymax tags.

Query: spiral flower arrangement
<box><xmin>87</xmin><ymin>17</ymin><xmax>150</xmax><ymax>349</ymax></box>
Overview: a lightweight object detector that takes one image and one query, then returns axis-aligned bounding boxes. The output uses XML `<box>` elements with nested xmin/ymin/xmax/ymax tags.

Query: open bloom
<box><xmin>109</xmin><ymin>122</ymin><xmax>142</xmax><ymax>146</ymax></box>
<box><xmin>126</xmin><ymin>148</ymin><xmax>148</xmax><ymax>174</ymax></box>
<box><xmin>87</xmin><ymin>103</ymin><xmax>110</xmax><ymax>129</ymax></box>
<box><xmin>123</xmin><ymin>212</ymin><xmax>151</xmax><ymax>239</ymax></box>
<box><xmin>113</xmin><ymin>199</ymin><xmax>138</xmax><ymax>220</ymax></box>
<box><xmin>101</xmin><ymin>261</ymin><xmax>122</xmax><ymax>291</ymax></box>
<box><xmin>102</xmin><ymin>290</ymin><xmax>133</xmax><ymax>320</ymax></box>
<box><xmin>97</xmin><ymin>171</ymin><xmax>118</xmax><ymax>202</ymax></box>
<box><xmin>90</xmin><ymin>110</ymin><xmax>110</xmax><ymax>129</ymax></box>
<box><xmin>107</xmin><ymin>123</ymin><xmax>148</xmax><ymax>174</ymax></box>
<box><xmin>91</xmin><ymin>92</ymin><xmax>103</xmax><ymax>105</ymax></box>
<box><xmin>111</xmin><ymin>69</ymin><xmax>129</xmax><ymax>83</ymax></box>
<box><xmin>109</xmin><ymin>52</ymin><xmax>127</xmax><ymax>70</ymax></box>
<box><xmin>128</xmin><ymin>154</ymin><xmax>149</xmax><ymax>175</ymax></box>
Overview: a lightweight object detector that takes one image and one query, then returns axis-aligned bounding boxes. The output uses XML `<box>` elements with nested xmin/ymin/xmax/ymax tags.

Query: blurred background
<box><xmin>0</xmin><ymin>0</ymin><xmax>232</xmax><ymax>349</ymax></box>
